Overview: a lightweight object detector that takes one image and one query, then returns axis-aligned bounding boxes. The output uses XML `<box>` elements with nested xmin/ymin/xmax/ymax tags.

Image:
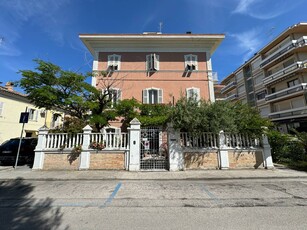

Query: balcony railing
<box><xmin>268</xmin><ymin>106</ymin><xmax>307</xmax><ymax>120</ymax></box>
<box><xmin>297</xmin><ymin>36</ymin><xmax>307</xmax><ymax>47</ymax></box>
<box><xmin>265</xmin><ymin>83</ymin><xmax>307</xmax><ymax>102</ymax></box>
<box><xmin>225</xmin><ymin>93</ymin><xmax>238</xmax><ymax>101</ymax></box>
<box><xmin>208</xmin><ymin>71</ymin><xmax>218</xmax><ymax>82</ymax></box>
<box><xmin>221</xmin><ymin>81</ymin><xmax>237</xmax><ymax>94</ymax></box>
<box><xmin>260</xmin><ymin>40</ymin><xmax>297</xmax><ymax>68</ymax></box>
<box><xmin>263</xmin><ymin>61</ymin><xmax>306</xmax><ymax>86</ymax></box>
<box><xmin>260</xmin><ymin>36</ymin><xmax>307</xmax><ymax>69</ymax></box>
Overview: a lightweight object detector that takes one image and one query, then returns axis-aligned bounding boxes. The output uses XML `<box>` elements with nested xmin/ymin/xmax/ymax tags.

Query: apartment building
<box><xmin>79</xmin><ymin>32</ymin><xmax>224</xmax><ymax>107</ymax></box>
<box><xmin>221</xmin><ymin>23</ymin><xmax>307</xmax><ymax>133</ymax></box>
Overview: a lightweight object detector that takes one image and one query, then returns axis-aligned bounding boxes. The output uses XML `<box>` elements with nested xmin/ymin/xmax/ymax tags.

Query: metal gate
<box><xmin>140</xmin><ymin>127</ymin><xmax>168</xmax><ymax>170</ymax></box>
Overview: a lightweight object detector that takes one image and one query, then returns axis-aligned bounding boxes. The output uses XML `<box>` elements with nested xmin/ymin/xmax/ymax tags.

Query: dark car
<box><xmin>0</xmin><ymin>137</ymin><xmax>38</xmax><ymax>165</ymax></box>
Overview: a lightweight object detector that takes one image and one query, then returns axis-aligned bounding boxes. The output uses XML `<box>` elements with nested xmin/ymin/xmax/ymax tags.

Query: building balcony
<box><xmin>221</xmin><ymin>81</ymin><xmax>237</xmax><ymax>94</ymax></box>
<box><xmin>265</xmin><ymin>83</ymin><xmax>307</xmax><ymax>103</ymax></box>
<box><xmin>225</xmin><ymin>93</ymin><xmax>238</xmax><ymax>101</ymax></box>
<box><xmin>268</xmin><ymin>106</ymin><xmax>307</xmax><ymax>121</ymax></box>
<box><xmin>263</xmin><ymin>60</ymin><xmax>307</xmax><ymax>86</ymax></box>
<box><xmin>260</xmin><ymin>36</ymin><xmax>307</xmax><ymax>69</ymax></box>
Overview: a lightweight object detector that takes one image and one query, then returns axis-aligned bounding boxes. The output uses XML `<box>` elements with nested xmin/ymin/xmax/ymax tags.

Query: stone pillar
<box><xmin>262</xmin><ymin>134</ymin><xmax>274</xmax><ymax>169</ymax></box>
<box><xmin>168</xmin><ymin>124</ymin><xmax>184</xmax><ymax>171</ymax></box>
<box><xmin>79</xmin><ymin>125</ymin><xmax>92</xmax><ymax>170</ymax></box>
<box><xmin>218</xmin><ymin>130</ymin><xmax>229</xmax><ymax>169</ymax></box>
<box><xmin>32</xmin><ymin>126</ymin><xmax>49</xmax><ymax>170</ymax></box>
<box><xmin>128</xmin><ymin>118</ymin><xmax>141</xmax><ymax>171</ymax></box>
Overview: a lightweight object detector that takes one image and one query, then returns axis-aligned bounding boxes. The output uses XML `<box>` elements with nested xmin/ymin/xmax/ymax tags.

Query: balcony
<box><xmin>260</xmin><ymin>36</ymin><xmax>307</xmax><ymax>69</ymax></box>
<box><xmin>225</xmin><ymin>93</ymin><xmax>238</xmax><ymax>101</ymax></box>
<box><xmin>221</xmin><ymin>81</ymin><xmax>237</xmax><ymax>94</ymax></box>
<box><xmin>297</xmin><ymin>36</ymin><xmax>307</xmax><ymax>48</ymax></box>
<box><xmin>263</xmin><ymin>60</ymin><xmax>307</xmax><ymax>86</ymax></box>
<box><xmin>268</xmin><ymin>106</ymin><xmax>307</xmax><ymax>121</ymax></box>
<box><xmin>209</xmin><ymin>72</ymin><xmax>218</xmax><ymax>82</ymax></box>
<box><xmin>260</xmin><ymin>40</ymin><xmax>297</xmax><ymax>68</ymax></box>
<box><xmin>265</xmin><ymin>83</ymin><xmax>307</xmax><ymax>103</ymax></box>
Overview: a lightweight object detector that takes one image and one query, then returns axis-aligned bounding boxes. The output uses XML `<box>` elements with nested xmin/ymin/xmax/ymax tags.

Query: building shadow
<box><xmin>0</xmin><ymin>178</ymin><xmax>67</xmax><ymax>230</ymax></box>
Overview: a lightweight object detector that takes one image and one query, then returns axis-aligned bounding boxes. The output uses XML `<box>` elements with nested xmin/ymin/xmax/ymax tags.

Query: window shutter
<box><xmin>146</xmin><ymin>55</ymin><xmax>151</xmax><ymax>71</ymax></box>
<box><xmin>108</xmin><ymin>54</ymin><xmax>121</xmax><ymax>70</ymax></box>
<box><xmin>186</xmin><ymin>88</ymin><xmax>191</xmax><ymax>98</ymax></box>
<box><xmin>108</xmin><ymin>55</ymin><xmax>114</xmax><ymax>64</ymax></box>
<box><xmin>117</xmin><ymin>89</ymin><xmax>122</xmax><ymax>101</ymax></box>
<box><xmin>154</xmin><ymin>54</ymin><xmax>159</xmax><ymax>70</ymax></box>
<box><xmin>143</xmin><ymin>89</ymin><xmax>148</xmax><ymax>104</ymax></box>
<box><xmin>195</xmin><ymin>88</ymin><xmax>200</xmax><ymax>101</ymax></box>
<box><xmin>158</xmin><ymin>89</ymin><xmax>163</xmax><ymax>104</ymax></box>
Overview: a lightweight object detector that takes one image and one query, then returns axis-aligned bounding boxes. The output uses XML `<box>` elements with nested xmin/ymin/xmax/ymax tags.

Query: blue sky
<box><xmin>0</xmin><ymin>0</ymin><xmax>306</xmax><ymax>89</ymax></box>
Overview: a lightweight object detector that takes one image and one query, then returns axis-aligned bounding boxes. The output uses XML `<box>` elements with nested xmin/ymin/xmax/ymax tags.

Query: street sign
<box><xmin>19</xmin><ymin>112</ymin><xmax>29</xmax><ymax>123</ymax></box>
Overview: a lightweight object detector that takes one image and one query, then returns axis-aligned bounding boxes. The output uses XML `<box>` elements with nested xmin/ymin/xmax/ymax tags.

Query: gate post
<box><xmin>128</xmin><ymin>118</ymin><xmax>141</xmax><ymax>171</ymax></box>
<box><xmin>262</xmin><ymin>134</ymin><xmax>274</xmax><ymax>169</ymax></box>
<box><xmin>168</xmin><ymin>124</ymin><xmax>183</xmax><ymax>171</ymax></box>
<box><xmin>79</xmin><ymin>125</ymin><xmax>92</xmax><ymax>170</ymax></box>
<box><xmin>33</xmin><ymin>126</ymin><xmax>49</xmax><ymax>170</ymax></box>
<box><xmin>218</xmin><ymin>130</ymin><xmax>229</xmax><ymax>169</ymax></box>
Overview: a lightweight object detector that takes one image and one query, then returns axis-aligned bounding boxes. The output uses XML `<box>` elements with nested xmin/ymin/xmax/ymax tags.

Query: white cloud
<box><xmin>0</xmin><ymin>0</ymin><xmax>71</xmax><ymax>56</ymax></box>
<box><xmin>233</xmin><ymin>0</ymin><xmax>260</xmax><ymax>14</ymax></box>
<box><xmin>232</xmin><ymin>0</ymin><xmax>304</xmax><ymax>20</ymax></box>
<box><xmin>229</xmin><ymin>28</ymin><xmax>264</xmax><ymax>62</ymax></box>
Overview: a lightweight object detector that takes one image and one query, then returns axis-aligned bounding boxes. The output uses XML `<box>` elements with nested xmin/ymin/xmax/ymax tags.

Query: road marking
<box><xmin>100</xmin><ymin>182</ymin><xmax>122</xmax><ymax>208</ymax></box>
<box><xmin>201</xmin><ymin>184</ymin><xmax>221</xmax><ymax>207</ymax></box>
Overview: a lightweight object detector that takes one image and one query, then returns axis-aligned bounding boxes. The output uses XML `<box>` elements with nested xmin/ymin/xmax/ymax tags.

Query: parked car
<box><xmin>0</xmin><ymin>137</ymin><xmax>38</xmax><ymax>165</ymax></box>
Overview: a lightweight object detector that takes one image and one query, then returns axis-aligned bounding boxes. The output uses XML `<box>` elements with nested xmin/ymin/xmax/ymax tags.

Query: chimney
<box><xmin>5</xmin><ymin>82</ymin><xmax>14</xmax><ymax>92</ymax></box>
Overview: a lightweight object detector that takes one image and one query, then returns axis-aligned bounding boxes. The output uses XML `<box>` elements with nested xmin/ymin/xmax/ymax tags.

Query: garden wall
<box><xmin>228</xmin><ymin>150</ymin><xmax>264</xmax><ymax>169</ymax></box>
<box><xmin>183</xmin><ymin>150</ymin><xmax>264</xmax><ymax>170</ymax></box>
<box><xmin>43</xmin><ymin>152</ymin><xmax>80</xmax><ymax>170</ymax></box>
<box><xmin>41</xmin><ymin>151</ymin><xmax>125</xmax><ymax>170</ymax></box>
<box><xmin>90</xmin><ymin>151</ymin><xmax>125</xmax><ymax>170</ymax></box>
<box><xmin>184</xmin><ymin>151</ymin><xmax>218</xmax><ymax>169</ymax></box>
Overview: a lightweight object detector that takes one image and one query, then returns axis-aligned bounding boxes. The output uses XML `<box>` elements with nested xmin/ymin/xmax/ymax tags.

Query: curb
<box><xmin>1</xmin><ymin>175</ymin><xmax>307</xmax><ymax>181</ymax></box>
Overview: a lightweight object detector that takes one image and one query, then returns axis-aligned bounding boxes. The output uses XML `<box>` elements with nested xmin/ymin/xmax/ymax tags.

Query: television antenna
<box><xmin>159</xmin><ymin>22</ymin><xmax>163</xmax><ymax>33</ymax></box>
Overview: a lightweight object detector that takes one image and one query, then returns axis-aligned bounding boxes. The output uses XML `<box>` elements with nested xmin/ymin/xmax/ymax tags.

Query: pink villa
<box><xmin>30</xmin><ymin>32</ymin><xmax>274</xmax><ymax>171</ymax></box>
<box><xmin>79</xmin><ymin>32</ymin><xmax>225</xmax><ymax>112</ymax></box>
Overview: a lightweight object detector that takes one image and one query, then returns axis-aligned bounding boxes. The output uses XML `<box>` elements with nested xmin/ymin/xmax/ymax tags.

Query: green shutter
<box><xmin>143</xmin><ymin>89</ymin><xmax>148</xmax><ymax>104</ymax></box>
<box><xmin>158</xmin><ymin>89</ymin><xmax>163</xmax><ymax>104</ymax></box>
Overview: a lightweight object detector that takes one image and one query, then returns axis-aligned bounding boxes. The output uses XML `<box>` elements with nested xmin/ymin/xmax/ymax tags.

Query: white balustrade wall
<box><xmin>180</xmin><ymin>132</ymin><xmax>261</xmax><ymax>149</ymax></box>
<box><xmin>42</xmin><ymin>132</ymin><xmax>129</xmax><ymax>151</ymax></box>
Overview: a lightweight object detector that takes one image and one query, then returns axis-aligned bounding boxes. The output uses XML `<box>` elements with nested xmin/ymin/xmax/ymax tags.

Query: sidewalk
<box><xmin>1</xmin><ymin>165</ymin><xmax>307</xmax><ymax>181</ymax></box>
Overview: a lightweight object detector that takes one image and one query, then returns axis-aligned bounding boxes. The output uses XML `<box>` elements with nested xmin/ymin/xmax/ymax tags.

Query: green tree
<box><xmin>171</xmin><ymin>96</ymin><xmax>209</xmax><ymax>133</ymax></box>
<box><xmin>291</xmin><ymin>129</ymin><xmax>307</xmax><ymax>154</ymax></box>
<box><xmin>171</xmin><ymin>97</ymin><xmax>270</xmax><ymax>137</ymax></box>
<box><xmin>138</xmin><ymin>103</ymin><xmax>171</xmax><ymax>128</ymax></box>
<box><xmin>115</xmin><ymin>98</ymin><xmax>140</xmax><ymax>131</ymax></box>
<box><xmin>18</xmin><ymin>59</ymin><xmax>118</xmax><ymax>131</ymax></box>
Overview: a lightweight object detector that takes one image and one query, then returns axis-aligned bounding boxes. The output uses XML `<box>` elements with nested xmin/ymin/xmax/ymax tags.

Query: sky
<box><xmin>0</xmin><ymin>0</ymin><xmax>306</xmax><ymax>90</ymax></box>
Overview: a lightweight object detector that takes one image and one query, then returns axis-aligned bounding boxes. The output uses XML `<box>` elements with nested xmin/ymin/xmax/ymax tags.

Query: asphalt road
<box><xmin>0</xmin><ymin>178</ymin><xmax>306</xmax><ymax>229</ymax></box>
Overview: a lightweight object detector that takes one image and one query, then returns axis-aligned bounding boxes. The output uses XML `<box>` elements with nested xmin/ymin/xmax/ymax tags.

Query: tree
<box><xmin>114</xmin><ymin>98</ymin><xmax>140</xmax><ymax>131</ymax></box>
<box><xmin>171</xmin><ymin>96</ymin><xmax>270</xmax><ymax>137</ymax></box>
<box><xmin>18</xmin><ymin>59</ymin><xmax>120</xmax><ymax>131</ymax></box>
<box><xmin>171</xmin><ymin>96</ymin><xmax>208</xmax><ymax>133</ymax></box>
<box><xmin>114</xmin><ymin>99</ymin><xmax>171</xmax><ymax>130</ymax></box>
<box><xmin>138</xmin><ymin>103</ymin><xmax>171</xmax><ymax>128</ymax></box>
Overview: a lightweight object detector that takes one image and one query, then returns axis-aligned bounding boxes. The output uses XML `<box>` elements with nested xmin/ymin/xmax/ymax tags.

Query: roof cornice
<box><xmin>79</xmin><ymin>33</ymin><xmax>225</xmax><ymax>57</ymax></box>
